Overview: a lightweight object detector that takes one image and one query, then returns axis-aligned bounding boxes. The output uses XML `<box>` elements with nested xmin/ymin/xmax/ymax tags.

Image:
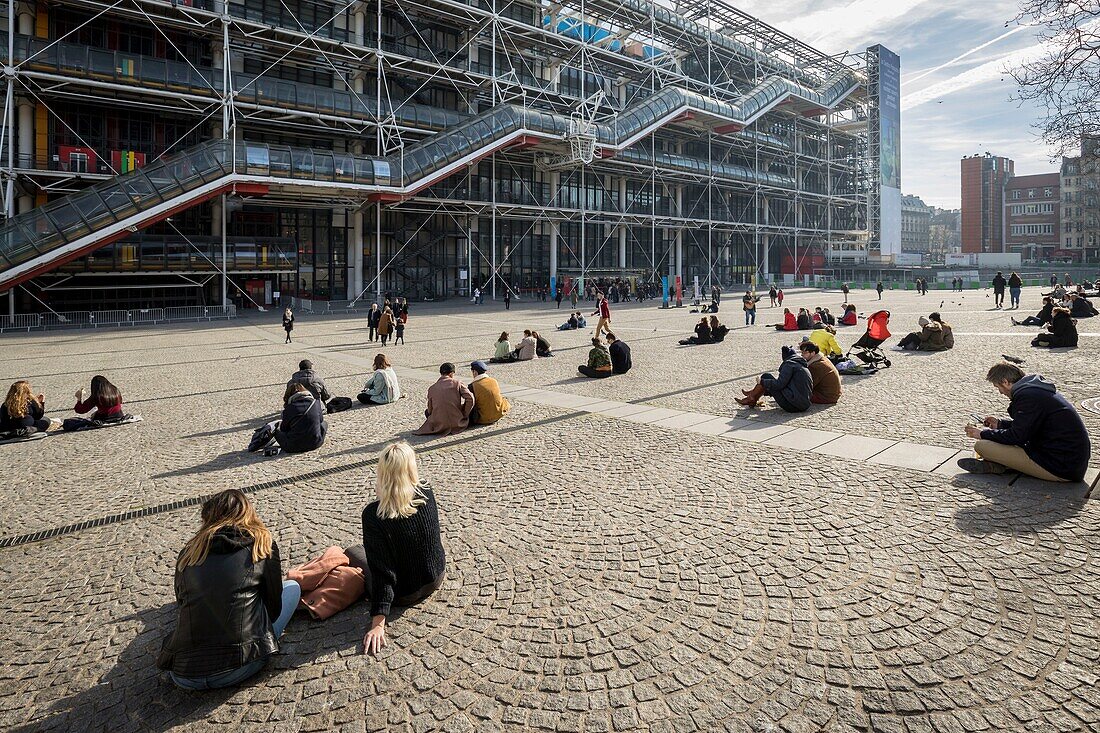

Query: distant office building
<box><xmin>1061</xmin><ymin>136</ymin><xmax>1100</xmax><ymax>263</ymax></box>
<box><xmin>900</xmin><ymin>194</ymin><xmax>931</xmax><ymax>254</ymax></box>
<box><xmin>1004</xmin><ymin>173</ymin><xmax>1060</xmax><ymax>261</ymax></box>
<box><xmin>961</xmin><ymin>154</ymin><xmax>1013</xmax><ymax>253</ymax></box>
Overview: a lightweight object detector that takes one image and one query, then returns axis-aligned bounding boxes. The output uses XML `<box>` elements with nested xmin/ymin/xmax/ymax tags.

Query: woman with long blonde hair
<box><xmin>359</xmin><ymin>442</ymin><xmax>446</xmax><ymax>655</ymax></box>
<box><xmin>158</xmin><ymin>489</ymin><xmax>300</xmax><ymax>689</ymax></box>
<box><xmin>1</xmin><ymin>380</ymin><xmax>58</xmax><ymax>435</ymax></box>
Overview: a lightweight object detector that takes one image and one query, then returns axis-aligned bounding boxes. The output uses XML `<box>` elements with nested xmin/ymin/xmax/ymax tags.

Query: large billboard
<box><xmin>874</xmin><ymin>45</ymin><xmax>902</xmax><ymax>258</ymax></box>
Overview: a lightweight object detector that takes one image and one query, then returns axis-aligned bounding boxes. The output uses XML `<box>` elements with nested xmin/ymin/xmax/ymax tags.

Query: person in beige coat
<box><xmin>413</xmin><ymin>363</ymin><xmax>475</xmax><ymax>436</ymax></box>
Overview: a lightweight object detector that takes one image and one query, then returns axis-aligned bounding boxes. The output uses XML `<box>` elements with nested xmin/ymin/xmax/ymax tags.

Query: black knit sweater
<box><xmin>361</xmin><ymin>488</ymin><xmax>446</xmax><ymax>616</ymax></box>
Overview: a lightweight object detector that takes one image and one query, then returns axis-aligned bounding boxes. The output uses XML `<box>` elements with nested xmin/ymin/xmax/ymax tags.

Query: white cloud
<box><xmin>900</xmin><ymin>42</ymin><xmax>1045</xmax><ymax>111</ymax></box>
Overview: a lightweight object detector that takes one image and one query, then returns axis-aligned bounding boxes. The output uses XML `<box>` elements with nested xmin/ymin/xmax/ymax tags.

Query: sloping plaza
<box><xmin>1</xmin><ymin>285</ymin><xmax>1098</xmax><ymax>732</ymax></box>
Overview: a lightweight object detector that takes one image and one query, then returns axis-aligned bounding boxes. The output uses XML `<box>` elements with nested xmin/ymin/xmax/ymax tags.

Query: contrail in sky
<box><xmin>902</xmin><ymin>25</ymin><xmax>1030</xmax><ymax>87</ymax></box>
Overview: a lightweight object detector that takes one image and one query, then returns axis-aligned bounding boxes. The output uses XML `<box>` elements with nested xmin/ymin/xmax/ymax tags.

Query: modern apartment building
<box><xmin>0</xmin><ymin>0</ymin><xmax>892</xmax><ymax>312</ymax></box>
<box><xmin>1003</xmin><ymin>173</ymin><xmax>1059</xmax><ymax>261</ymax></box>
<box><xmin>1061</xmin><ymin>136</ymin><xmax>1100</xmax><ymax>263</ymax></box>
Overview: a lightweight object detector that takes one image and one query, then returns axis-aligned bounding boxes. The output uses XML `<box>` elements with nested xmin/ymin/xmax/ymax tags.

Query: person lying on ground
<box><xmin>490</xmin><ymin>332</ymin><xmax>515</xmax><ymax>363</ymax></box>
<box><xmin>275</xmin><ymin>383</ymin><xmax>327</xmax><ymax>453</ymax></box>
<box><xmin>679</xmin><ymin>317</ymin><xmax>712</xmax><ymax>345</ymax></box>
<box><xmin>358</xmin><ymin>353</ymin><xmax>402</xmax><ymax>405</ymax></box>
<box><xmin>288</xmin><ymin>360</ymin><xmax>332</xmax><ymax>403</ymax></box>
<box><xmin>468</xmin><ymin>361</ymin><xmax>510</xmax><ymax>425</ymax></box>
<box><xmin>578</xmin><ymin>337</ymin><xmax>614</xmax><ymax>378</ymax></box>
<box><xmin>1032</xmin><ymin>307</ymin><xmax>1078</xmax><ymax>348</ymax></box>
<box><xmin>960</xmin><ymin>362</ymin><xmax>1090</xmax><ymax>481</ymax></box>
<box><xmin>607</xmin><ymin>332</ymin><xmax>632</xmax><ymax>374</ymax></box>
<box><xmin>158</xmin><ymin>489</ymin><xmax>299</xmax><ymax>689</ymax></box>
<box><xmin>799</xmin><ymin>341</ymin><xmax>842</xmax><ymax>405</ymax></box>
<box><xmin>413</xmin><ymin>363</ymin><xmax>474</xmax><ymax>436</ymax></box>
<box><xmin>1</xmin><ymin>380</ymin><xmax>60</xmax><ymax>435</ymax></box>
<box><xmin>1013</xmin><ymin>297</ymin><xmax>1055</xmax><ymax>327</ymax></box>
<box><xmin>735</xmin><ymin>345</ymin><xmax>812</xmax><ymax>412</ymax></box>
<box><xmin>806</xmin><ymin>323</ymin><xmax>842</xmax><ymax>359</ymax></box>
<box><xmin>360</xmin><ymin>442</ymin><xmax>446</xmax><ymax>655</ymax></box>
<box><xmin>772</xmin><ymin>307</ymin><xmax>798</xmax><ymax>331</ymax></box>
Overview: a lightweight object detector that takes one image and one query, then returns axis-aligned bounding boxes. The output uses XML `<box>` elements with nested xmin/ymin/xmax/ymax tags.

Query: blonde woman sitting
<box><xmin>1</xmin><ymin>380</ymin><xmax>61</xmax><ymax>437</ymax></box>
<box><xmin>359</xmin><ymin>442</ymin><xmax>446</xmax><ymax>655</ymax></box>
<box><xmin>158</xmin><ymin>489</ymin><xmax>300</xmax><ymax>689</ymax></box>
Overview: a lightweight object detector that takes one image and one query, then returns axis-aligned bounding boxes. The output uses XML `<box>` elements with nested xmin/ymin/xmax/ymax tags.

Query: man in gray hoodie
<box><xmin>961</xmin><ymin>362</ymin><xmax>1091</xmax><ymax>481</ymax></box>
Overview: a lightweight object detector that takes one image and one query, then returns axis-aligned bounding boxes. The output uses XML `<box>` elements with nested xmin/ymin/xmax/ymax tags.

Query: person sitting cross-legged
<box><xmin>772</xmin><ymin>308</ymin><xmax>798</xmax><ymax>331</ymax></box>
<box><xmin>735</xmin><ymin>345</ymin><xmax>812</xmax><ymax>413</ymax></box>
<box><xmin>358</xmin><ymin>353</ymin><xmax>402</xmax><ymax>405</ymax></box>
<box><xmin>798</xmin><ymin>341</ymin><xmax>842</xmax><ymax>405</ymax></box>
<box><xmin>960</xmin><ymin>362</ymin><xmax>1091</xmax><ymax>482</ymax></box>
<box><xmin>578</xmin><ymin>337</ymin><xmax>614</xmax><ymax>379</ymax></box>
<box><xmin>468</xmin><ymin>361</ymin><xmax>510</xmax><ymax>425</ymax></box>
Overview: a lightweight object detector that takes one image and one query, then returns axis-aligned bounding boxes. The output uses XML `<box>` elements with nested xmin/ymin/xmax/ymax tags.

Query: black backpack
<box><xmin>326</xmin><ymin>396</ymin><xmax>354</xmax><ymax>413</ymax></box>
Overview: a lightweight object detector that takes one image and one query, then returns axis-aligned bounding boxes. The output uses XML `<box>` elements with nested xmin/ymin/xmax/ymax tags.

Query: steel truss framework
<box><xmin>0</xmin><ymin>0</ymin><xmax>879</xmax><ymax>309</ymax></box>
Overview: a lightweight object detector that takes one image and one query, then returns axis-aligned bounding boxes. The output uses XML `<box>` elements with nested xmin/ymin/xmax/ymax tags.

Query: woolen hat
<box><xmin>918</xmin><ymin>316</ymin><xmax>929</xmax><ymax>327</ymax></box>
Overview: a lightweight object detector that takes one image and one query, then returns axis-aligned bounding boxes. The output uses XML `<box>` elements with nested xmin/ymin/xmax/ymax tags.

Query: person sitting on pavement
<box><xmin>1</xmin><ymin>380</ymin><xmax>61</xmax><ymax>436</ymax></box>
<box><xmin>929</xmin><ymin>312</ymin><xmax>954</xmax><ymax>349</ymax></box>
<box><xmin>158</xmin><ymin>489</ymin><xmax>299</xmax><ymax>689</ymax></box>
<box><xmin>606</xmin><ymin>332</ymin><xmax>632</xmax><ymax>375</ymax></box>
<box><xmin>772</xmin><ymin>307</ymin><xmax>798</xmax><ymax>331</ymax></box>
<box><xmin>357</xmin><ymin>353</ymin><xmax>402</xmax><ymax>405</ymax></box>
<box><xmin>490</xmin><ymin>331</ymin><xmax>515</xmax><ymax>363</ymax></box>
<box><xmin>960</xmin><ymin>362</ymin><xmax>1091</xmax><ymax>481</ymax></box>
<box><xmin>72</xmin><ymin>375</ymin><xmax>125</xmax><ymax>423</ymax></box>
<box><xmin>735</xmin><ymin>345</ymin><xmax>812</xmax><ymax>412</ymax></box>
<box><xmin>895</xmin><ymin>316</ymin><xmax>945</xmax><ymax>351</ymax></box>
<box><xmin>359</xmin><ymin>442</ymin><xmax>447</xmax><ymax>656</ymax></box>
<box><xmin>533</xmin><ymin>331</ymin><xmax>553</xmax><ymax>357</ymax></box>
<box><xmin>274</xmin><ymin>383</ymin><xmax>327</xmax><ymax>453</ymax></box>
<box><xmin>1032</xmin><ymin>307</ymin><xmax>1078</xmax><ymax>348</ymax></box>
<box><xmin>288</xmin><ymin>360</ymin><xmax>332</xmax><ymax>404</ymax></box>
<box><xmin>679</xmin><ymin>317</ymin><xmax>712</xmax><ymax>345</ymax></box>
<box><xmin>839</xmin><ymin>304</ymin><xmax>858</xmax><ymax>326</ymax></box>
<box><xmin>578</xmin><ymin>337</ymin><xmax>614</xmax><ymax>378</ymax></box>
<box><xmin>1013</xmin><ymin>297</ymin><xmax>1055</xmax><ymax>327</ymax></box>
<box><xmin>820</xmin><ymin>308</ymin><xmax>836</xmax><ymax>326</ymax></box>
<box><xmin>468</xmin><ymin>361</ymin><xmax>510</xmax><ymax>425</ymax></box>
<box><xmin>558</xmin><ymin>313</ymin><xmax>579</xmax><ymax>331</ymax></box>
<box><xmin>796</xmin><ymin>308</ymin><xmax>813</xmax><ymax>330</ymax></box>
<box><xmin>799</xmin><ymin>341</ymin><xmax>842</xmax><ymax>405</ymax></box>
<box><xmin>512</xmin><ymin>330</ymin><xmax>537</xmax><ymax>361</ymax></box>
<box><xmin>806</xmin><ymin>324</ymin><xmax>842</xmax><ymax>359</ymax></box>
<box><xmin>709</xmin><ymin>315</ymin><xmax>729</xmax><ymax>342</ymax></box>
<box><xmin>414</xmin><ymin>363</ymin><xmax>475</xmax><ymax>436</ymax></box>
<box><xmin>1068</xmin><ymin>292</ymin><xmax>1098</xmax><ymax>318</ymax></box>
<box><xmin>576</xmin><ymin>312</ymin><xmax>587</xmax><ymax>328</ymax></box>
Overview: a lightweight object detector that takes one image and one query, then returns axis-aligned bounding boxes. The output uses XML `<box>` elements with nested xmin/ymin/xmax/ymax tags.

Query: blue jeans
<box><xmin>1010</xmin><ymin>287</ymin><xmax>1021</xmax><ymax>308</ymax></box>
<box><xmin>170</xmin><ymin>580</ymin><xmax>300</xmax><ymax>690</ymax></box>
<box><xmin>745</xmin><ymin>308</ymin><xmax>756</xmax><ymax>325</ymax></box>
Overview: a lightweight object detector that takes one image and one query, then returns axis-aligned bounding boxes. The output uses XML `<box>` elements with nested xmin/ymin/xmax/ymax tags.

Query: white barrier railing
<box><xmin>0</xmin><ymin>305</ymin><xmax>237</xmax><ymax>333</ymax></box>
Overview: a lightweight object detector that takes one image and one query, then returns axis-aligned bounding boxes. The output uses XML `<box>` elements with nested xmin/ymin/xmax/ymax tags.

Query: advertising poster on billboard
<box><xmin>875</xmin><ymin>45</ymin><xmax>902</xmax><ymax>259</ymax></box>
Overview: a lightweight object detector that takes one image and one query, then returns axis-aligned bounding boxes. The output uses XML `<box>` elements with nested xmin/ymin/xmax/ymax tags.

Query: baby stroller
<box><xmin>846</xmin><ymin>310</ymin><xmax>892</xmax><ymax>368</ymax></box>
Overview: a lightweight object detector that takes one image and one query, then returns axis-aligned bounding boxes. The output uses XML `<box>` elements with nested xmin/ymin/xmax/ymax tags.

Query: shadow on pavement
<box><xmin>952</xmin><ymin>479</ymin><xmax>1089</xmax><ymax>536</ymax></box>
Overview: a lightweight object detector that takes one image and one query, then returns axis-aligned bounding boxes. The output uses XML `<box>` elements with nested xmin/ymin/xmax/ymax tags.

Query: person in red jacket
<box><xmin>591</xmin><ymin>291</ymin><xmax>612</xmax><ymax>337</ymax></box>
<box><xmin>771</xmin><ymin>308</ymin><xmax>798</xmax><ymax>331</ymax></box>
<box><xmin>74</xmin><ymin>375</ymin><xmax>124</xmax><ymax>421</ymax></box>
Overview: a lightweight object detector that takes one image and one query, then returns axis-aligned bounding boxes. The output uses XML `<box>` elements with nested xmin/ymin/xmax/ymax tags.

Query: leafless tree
<box><xmin>1010</xmin><ymin>0</ymin><xmax>1100</xmax><ymax>156</ymax></box>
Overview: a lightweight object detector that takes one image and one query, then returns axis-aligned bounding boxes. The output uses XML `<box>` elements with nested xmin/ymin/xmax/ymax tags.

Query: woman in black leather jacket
<box><xmin>158</xmin><ymin>489</ymin><xmax>300</xmax><ymax>689</ymax></box>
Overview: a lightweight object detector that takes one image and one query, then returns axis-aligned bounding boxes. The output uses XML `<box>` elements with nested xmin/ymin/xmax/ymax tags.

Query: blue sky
<box><xmin>735</xmin><ymin>0</ymin><xmax>1059</xmax><ymax>209</ymax></box>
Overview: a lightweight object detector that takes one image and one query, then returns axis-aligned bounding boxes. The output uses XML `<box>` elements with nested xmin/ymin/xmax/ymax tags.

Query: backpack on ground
<box><xmin>326</xmin><ymin>396</ymin><xmax>354</xmax><ymax>413</ymax></box>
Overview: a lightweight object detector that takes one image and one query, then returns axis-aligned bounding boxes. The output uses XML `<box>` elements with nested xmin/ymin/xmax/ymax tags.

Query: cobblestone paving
<box><xmin>0</xmin><ymin>285</ymin><xmax>1098</xmax><ymax>732</ymax></box>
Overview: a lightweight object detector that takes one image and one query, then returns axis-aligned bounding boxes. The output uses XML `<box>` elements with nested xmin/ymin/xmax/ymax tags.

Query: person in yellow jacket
<box><xmin>468</xmin><ymin>361</ymin><xmax>510</xmax><ymax>425</ymax></box>
<box><xmin>806</xmin><ymin>324</ymin><xmax>842</xmax><ymax>359</ymax></box>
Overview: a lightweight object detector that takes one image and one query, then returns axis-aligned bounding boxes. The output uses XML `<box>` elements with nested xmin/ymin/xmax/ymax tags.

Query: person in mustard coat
<box><xmin>467</xmin><ymin>361</ymin><xmax>510</xmax><ymax>425</ymax></box>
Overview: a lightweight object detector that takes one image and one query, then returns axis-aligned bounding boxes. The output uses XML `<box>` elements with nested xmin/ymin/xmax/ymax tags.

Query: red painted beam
<box><xmin>0</xmin><ymin>180</ymin><xmax>267</xmax><ymax>291</ymax></box>
<box><xmin>715</xmin><ymin>123</ymin><xmax>744</xmax><ymax>134</ymax></box>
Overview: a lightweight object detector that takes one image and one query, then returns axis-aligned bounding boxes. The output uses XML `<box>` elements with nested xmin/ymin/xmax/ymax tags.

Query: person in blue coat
<box><xmin>960</xmin><ymin>362</ymin><xmax>1091</xmax><ymax>481</ymax></box>
<box><xmin>735</xmin><ymin>346</ymin><xmax>812</xmax><ymax>412</ymax></box>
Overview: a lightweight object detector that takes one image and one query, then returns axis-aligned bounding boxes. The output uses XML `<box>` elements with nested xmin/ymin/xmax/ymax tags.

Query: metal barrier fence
<box><xmin>0</xmin><ymin>305</ymin><xmax>237</xmax><ymax>333</ymax></box>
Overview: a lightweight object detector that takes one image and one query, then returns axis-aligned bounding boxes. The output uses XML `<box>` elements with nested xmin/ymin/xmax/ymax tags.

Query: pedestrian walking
<box><xmin>841</xmin><ymin>282</ymin><xmax>849</xmax><ymax>301</ymax></box>
<box><xmin>395</xmin><ymin>319</ymin><xmax>405</xmax><ymax>345</ymax></box>
<box><xmin>569</xmin><ymin>285</ymin><xmax>578</xmax><ymax>308</ymax></box>
<box><xmin>555</xmin><ymin>286</ymin><xmax>564</xmax><ymax>309</ymax></box>
<box><xmin>777</xmin><ymin>288</ymin><xmax>784</xmax><ymax>307</ymax></box>
<box><xmin>472</xmin><ymin>287</ymin><xmax>480</xmax><ymax>305</ymax></box>
<box><xmin>992</xmin><ymin>271</ymin><xmax>1007</xmax><ymax>309</ymax></box>
<box><xmin>282</xmin><ymin>307</ymin><xmax>294</xmax><ymax>344</ymax></box>
<box><xmin>876</xmin><ymin>281</ymin><xmax>883</xmax><ymax>300</ymax></box>
<box><xmin>504</xmin><ymin>290</ymin><xmax>511</xmax><ymax>310</ymax></box>
<box><xmin>592</xmin><ymin>292</ymin><xmax>612</xmax><ymax>337</ymax></box>
<box><xmin>769</xmin><ymin>284</ymin><xmax>778</xmax><ymax>307</ymax></box>
<box><xmin>367</xmin><ymin>303</ymin><xmax>381</xmax><ymax>342</ymax></box>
